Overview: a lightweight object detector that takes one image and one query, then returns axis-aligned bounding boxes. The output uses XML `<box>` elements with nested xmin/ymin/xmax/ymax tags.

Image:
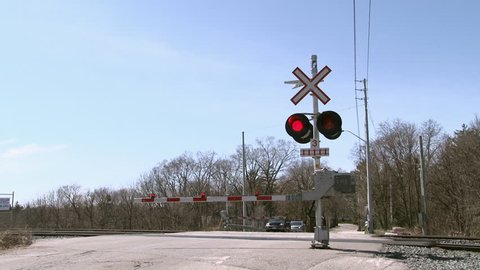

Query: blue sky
<box><xmin>1</xmin><ymin>1</ymin><xmax>479</xmax><ymax>204</ymax></box>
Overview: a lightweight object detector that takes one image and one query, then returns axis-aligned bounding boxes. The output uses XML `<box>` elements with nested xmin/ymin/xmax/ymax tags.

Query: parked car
<box><xmin>290</xmin><ymin>220</ymin><xmax>305</xmax><ymax>232</ymax></box>
<box><xmin>265</xmin><ymin>218</ymin><xmax>290</xmax><ymax>232</ymax></box>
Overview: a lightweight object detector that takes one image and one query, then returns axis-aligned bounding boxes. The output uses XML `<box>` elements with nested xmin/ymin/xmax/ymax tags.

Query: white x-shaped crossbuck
<box><xmin>290</xmin><ymin>66</ymin><xmax>331</xmax><ymax>105</ymax></box>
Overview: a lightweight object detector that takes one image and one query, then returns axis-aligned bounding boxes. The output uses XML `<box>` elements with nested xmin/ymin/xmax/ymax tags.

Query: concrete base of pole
<box><xmin>311</xmin><ymin>226</ymin><xmax>330</xmax><ymax>248</ymax></box>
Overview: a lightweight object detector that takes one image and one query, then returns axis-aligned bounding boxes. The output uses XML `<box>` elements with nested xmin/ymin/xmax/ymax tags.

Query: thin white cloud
<box><xmin>0</xmin><ymin>144</ymin><xmax>67</xmax><ymax>159</ymax></box>
<box><xmin>69</xmin><ymin>22</ymin><xmax>234</xmax><ymax>72</ymax></box>
<box><xmin>0</xmin><ymin>139</ymin><xmax>16</xmax><ymax>147</ymax></box>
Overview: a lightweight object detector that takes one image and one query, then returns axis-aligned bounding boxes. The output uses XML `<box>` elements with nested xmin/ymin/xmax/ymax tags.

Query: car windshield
<box><xmin>291</xmin><ymin>221</ymin><xmax>303</xmax><ymax>225</ymax></box>
<box><xmin>268</xmin><ymin>219</ymin><xmax>283</xmax><ymax>223</ymax></box>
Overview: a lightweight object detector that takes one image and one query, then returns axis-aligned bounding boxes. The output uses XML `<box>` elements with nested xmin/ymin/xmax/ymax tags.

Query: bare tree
<box><xmin>354</xmin><ymin>119</ymin><xmax>444</xmax><ymax>231</ymax></box>
<box><xmin>83</xmin><ymin>190</ymin><xmax>96</xmax><ymax>228</ymax></box>
<box><xmin>190</xmin><ymin>151</ymin><xmax>216</xmax><ymax>195</ymax></box>
<box><xmin>58</xmin><ymin>185</ymin><xmax>83</xmax><ymax>227</ymax></box>
<box><xmin>255</xmin><ymin>137</ymin><xmax>297</xmax><ymax>195</ymax></box>
<box><xmin>164</xmin><ymin>153</ymin><xmax>195</xmax><ymax>196</ymax></box>
<box><xmin>93</xmin><ymin>187</ymin><xmax>114</xmax><ymax>229</ymax></box>
<box><xmin>278</xmin><ymin>159</ymin><xmax>316</xmax><ymax>230</ymax></box>
<box><xmin>115</xmin><ymin>187</ymin><xmax>138</xmax><ymax>229</ymax></box>
<box><xmin>429</xmin><ymin>120</ymin><xmax>480</xmax><ymax>236</ymax></box>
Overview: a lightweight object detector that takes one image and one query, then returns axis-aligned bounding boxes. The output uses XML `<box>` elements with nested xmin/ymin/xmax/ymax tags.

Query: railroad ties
<box><xmin>382</xmin><ymin>234</ymin><xmax>480</xmax><ymax>252</ymax></box>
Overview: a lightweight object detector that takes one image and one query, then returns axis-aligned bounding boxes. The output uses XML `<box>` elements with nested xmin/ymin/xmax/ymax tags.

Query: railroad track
<box><xmin>6</xmin><ymin>228</ymin><xmax>480</xmax><ymax>252</ymax></box>
<box><xmin>5</xmin><ymin>229</ymin><xmax>181</xmax><ymax>238</ymax></box>
<box><xmin>380</xmin><ymin>234</ymin><xmax>480</xmax><ymax>252</ymax></box>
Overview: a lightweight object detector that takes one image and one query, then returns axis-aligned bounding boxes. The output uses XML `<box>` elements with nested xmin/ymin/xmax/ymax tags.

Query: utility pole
<box><xmin>363</xmin><ymin>79</ymin><xmax>374</xmax><ymax>234</ymax></box>
<box><xmin>389</xmin><ymin>176</ymin><xmax>393</xmax><ymax>228</ymax></box>
<box><xmin>242</xmin><ymin>132</ymin><xmax>247</xmax><ymax>230</ymax></box>
<box><xmin>11</xmin><ymin>191</ymin><xmax>14</xmax><ymax>222</ymax></box>
<box><xmin>419</xmin><ymin>136</ymin><xmax>428</xmax><ymax>235</ymax></box>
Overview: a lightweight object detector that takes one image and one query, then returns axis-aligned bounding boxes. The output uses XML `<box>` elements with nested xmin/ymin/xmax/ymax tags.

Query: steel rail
<box><xmin>382</xmin><ymin>234</ymin><xmax>480</xmax><ymax>252</ymax></box>
<box><xmin>4</xmin><ymin>229</ymin><xmax>182</xmax><ymax>238</ymax></box>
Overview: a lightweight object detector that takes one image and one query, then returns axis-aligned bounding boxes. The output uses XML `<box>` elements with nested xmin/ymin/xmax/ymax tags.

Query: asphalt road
<box><xmin>0</xmin><ymin>224</ymin><xmax>407</xmax><ymax>270</ymax></box>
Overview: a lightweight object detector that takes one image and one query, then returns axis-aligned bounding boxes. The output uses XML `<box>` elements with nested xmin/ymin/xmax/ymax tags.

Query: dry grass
<box><xmin>0</xmin><ymin>230</ymin><xmax>33</xmax><ymax>250</ymax></box>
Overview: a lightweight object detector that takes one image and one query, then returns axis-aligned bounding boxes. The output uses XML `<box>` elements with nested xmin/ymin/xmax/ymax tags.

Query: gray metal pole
<box><xmin>363</xmin><ymin>79</ymin><xmax>374</xmax><ymax>234</ymax></box>
<box><xmin>225</xmin><ymin>176</ymin><xmax>229</xmax><ymax>216</ymax></box>
<box><xmin>389</xmin><ymin>176</ymin><xmax>393</xmax><ymax>227</ymax></box>
<box><xmin>242</xmin><ymin>132</ymin><xmax>246</xmax><ymax>229</ymax></box>
<box><xmin>11</xmin><ymin>191</ymin><xmax>14</xmax><ymax>222</ymax></box>
<box><xmin>419</xmin><ymin>136</ymin><xmax>428</xmax><ymax>234</ymax></box>
<box><xmin>311</xmin><ymin>55</ymin><xmax>321</xmax><ymax>171</ymax></box>
<box><xmin>311</xmin><ymin>55</ymin><xmax>322</xmax><ymax>228</ymax></box>
<box><xmin>310</xmin><ymin>55</ymin><xmax>329</xmax><ymax>248</ymax></box>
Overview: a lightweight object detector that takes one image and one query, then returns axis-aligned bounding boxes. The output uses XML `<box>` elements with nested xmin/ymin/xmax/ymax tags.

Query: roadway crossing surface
<box><xmin>0</xmin><ymin>224</ymin><xmax>406</xmax><ymax>270</ymax></box>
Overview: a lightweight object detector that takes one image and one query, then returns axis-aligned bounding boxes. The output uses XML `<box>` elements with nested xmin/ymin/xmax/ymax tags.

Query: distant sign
<box><xmin>0</xmin><ymin>198</ymin><xmax>11</xmax><ymax>211</ymax></box>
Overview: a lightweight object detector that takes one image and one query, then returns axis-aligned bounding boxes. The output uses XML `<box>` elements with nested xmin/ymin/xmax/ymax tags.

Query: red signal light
<box><xmin>317</xmin><ymin>111</ymin><xmax>342</xmax><ymax>140</ymax></box>
<box><xmin>291</xmin><ymin>119</ymin><xmax>305</xmax><ymax>132</ymax></box>
<box><xmin>321</xmin><ymin>117</ymin><xmax>335</xmax><ymax>130</ymax></box>
<box><xmin>285</xmin><ymin>114</ymin><xmax>313</xmax><ymax>144</ymax></box>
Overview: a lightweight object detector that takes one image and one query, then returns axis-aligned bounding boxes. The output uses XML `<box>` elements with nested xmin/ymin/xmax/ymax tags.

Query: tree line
<box><xmin>3</xmin><ymin>117</ymin><xmax>480</xmax><ymax>236</ymax></box>
<box><xmin>354</xmin><ymin>116</ymin><xmax>480</xmax><ymax>236</ymax></box>
<box><xmin>5</xmin><ymin>137</ymin><xmax>325</xmax><ymax>231</ymax></box>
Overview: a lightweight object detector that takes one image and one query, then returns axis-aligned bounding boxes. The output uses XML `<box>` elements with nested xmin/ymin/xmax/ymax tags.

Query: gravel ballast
<box><xmin>378</xmin><ymin>244</ymin><xmax>480</xmax><ymax>270</ymax></box>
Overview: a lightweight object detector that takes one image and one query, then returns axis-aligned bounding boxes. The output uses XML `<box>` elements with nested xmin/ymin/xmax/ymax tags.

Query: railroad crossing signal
<box><xmin>283</xmin><ymin>57</ymin><xmax>346</xmax><ymax>248</ymax></box>
<box><xmin>285</xmin><ymin>112</ymin><xmax>342</xmax><ymax>143</ymax></box>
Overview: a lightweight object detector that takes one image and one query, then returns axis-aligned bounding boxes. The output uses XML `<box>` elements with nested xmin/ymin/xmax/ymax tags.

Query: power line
<box><xmin>353</xmin><ymin>0</ymin><xmax>358</xmax><ymax>84</ymax></box>
<box><xmin>366</xmin><ymin>0</ymin><xmax>372</xmax><ymax>81</ymax></box>
<box><xmin>353</xmin><ymin>0</ymin><xmax>375</xmax><ymax>234</ymax></box>
<box><xmin>353</xmin><ymin>0</ymin><xmax>362</xmax><ymax>160</ymax></box>
<box><xmin>353</xmin><ymin>0</ymin><xmax>374</xmax><ymax>138</ymax></box>
<box><xmin>366</xmin><ymin>0</ymin><xmax>374</xmax><ymax>131</ymax></box>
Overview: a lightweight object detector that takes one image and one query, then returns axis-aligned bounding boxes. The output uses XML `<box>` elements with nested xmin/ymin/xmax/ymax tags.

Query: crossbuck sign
<box><xmin>290</xmin><ymin>66</ymin><xmax>331</xmax><ymax>105</ymax></box>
